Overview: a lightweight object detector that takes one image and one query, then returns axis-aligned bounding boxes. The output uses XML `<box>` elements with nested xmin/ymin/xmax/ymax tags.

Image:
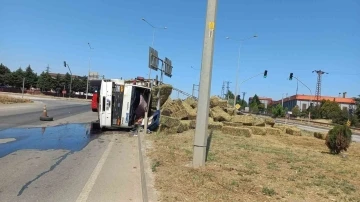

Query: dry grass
<box><xmin>148</xmin><ymin>129</ymin><xmax>360</xmax><ymax>202</ymax></box>
<box><xmin>0</xmin><ymin>95</ymin><xmax>32</xmax><ymax>104</ymax></box>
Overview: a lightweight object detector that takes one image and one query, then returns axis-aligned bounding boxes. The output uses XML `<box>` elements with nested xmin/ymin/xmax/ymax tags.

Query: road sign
<box><xmin>235</xmin><ymin>104</ymin><xmax>240</xmax><ymax>109</ymax></box>
<box><xmin>346</xmin><ymin>119</ymin><xmax>351</xmax><ymax>127</ymax></box>
<box><xmin>164</xmin><ymin>57</ymin><xmax>173</xmax><ymax>77</ymax></box>
<box><xmin>149</xmin><ymin>47</ymin><xmax>159</xmax><ymax>71</ymax></box>
<box><xmin>62</xmin><ymin>90</ymin><xmax>66</xmax><ymax>94</ymax></box>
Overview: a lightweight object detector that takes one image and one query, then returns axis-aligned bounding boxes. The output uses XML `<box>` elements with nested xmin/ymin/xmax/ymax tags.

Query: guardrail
<box><xmin>172</xmin><ymin>87</ymin><xmax>197</xmax><ymax>100</ymax></box>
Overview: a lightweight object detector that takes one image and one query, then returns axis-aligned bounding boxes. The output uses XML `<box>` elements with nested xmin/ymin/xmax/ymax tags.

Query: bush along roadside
<box><xmin>325</xmin><ymin>125</ymin><xmax>352</xmax><ymax>154</ymax></box>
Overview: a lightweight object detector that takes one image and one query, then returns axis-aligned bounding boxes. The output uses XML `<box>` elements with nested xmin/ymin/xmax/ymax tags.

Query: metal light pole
<box><xmin>226</xmin><ymin>35</ymin><xmax>257</xmax><ymax>107</ymax></box>
<box><xmin>142</xmin><ymin>18</ymin><xmax>167</xmax><ymax>80</ymax></box>
<box><xmin>63</xmin><ymin>61</ymin><xmax>73</xmax><ymax>98</ymax></box>
<box><xmin>193</xmin><ymin>0</ymin><xmax>218</xmax><ymax>168</ymax></box>
<box><xmin>86</xmin><ymin>42</ymin><xmax>94</xmax><ymax>99</ymax></box>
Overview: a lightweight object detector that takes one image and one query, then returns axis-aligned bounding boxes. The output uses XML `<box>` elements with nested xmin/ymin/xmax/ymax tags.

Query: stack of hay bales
<box><xmin>151</xmin><ymin>84</ymin><xmax>173</xmax><ymax>110</ymax></box>
<box><xmin>161</xmin><ymin>99</ymin><xmax>196</xmax><ymax>120</ymax></box>
<box><xmin>156</xmin><ymin>94</ymin><xmax>299</xmax><ymax>137</ymax></box>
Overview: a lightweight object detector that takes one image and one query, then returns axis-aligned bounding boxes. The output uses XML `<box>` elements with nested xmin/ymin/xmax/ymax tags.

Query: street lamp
<box><xmin>141</xmin><ymin>18</ymin><xmax>167</xmax><ymax>79</ymax></box>
<box><xmin>226</xmin><ymin>34</ymin><xmax>257</xmax><ymax>107</ymax></box>
<box><xmin>63</xmin><ymin>61</ymin><xmax>73</xmax><ymax>98</ymax></box>
<box><xmin>86</xmin><ymin>42</ymin><xmax>94</xmax><ymax>100</ymax></box>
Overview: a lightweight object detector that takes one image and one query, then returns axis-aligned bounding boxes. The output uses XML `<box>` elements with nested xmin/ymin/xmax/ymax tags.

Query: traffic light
<box><xmin>63</xmin><ymin>61</ymin><xmax>67</xmax><ymax>67</ymax></box>
<box><xmin>236</xmin><ymin>95</ymin><xmax>240</xmax><ymax>101</ymax></box>
<box><xmin>264</xmin><ymin>70</ymin><xmax>268</xmax><ymax>78</ymax></box>
<box><xmin>289</xmin><ymin>73</ymin><xmax>293</xmax><ymax>80</ymax></box>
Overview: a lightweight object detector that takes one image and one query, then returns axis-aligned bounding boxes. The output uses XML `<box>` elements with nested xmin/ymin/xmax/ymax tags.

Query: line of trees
<box><xmin>269</xmin><ymin>98</ymin><xmax>360</xmax><ymax>127</ymax></box>
<box><xmin>0</xmin><ymin>63</ymin><xmax>89</xmax><ymax>93</ymax></box>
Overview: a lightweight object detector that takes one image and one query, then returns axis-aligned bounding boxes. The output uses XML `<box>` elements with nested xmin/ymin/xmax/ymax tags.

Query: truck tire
<box><xmin>40</xmin><ymin>116</ymin><xmax>54</xmax><ymax>121</ymax></box>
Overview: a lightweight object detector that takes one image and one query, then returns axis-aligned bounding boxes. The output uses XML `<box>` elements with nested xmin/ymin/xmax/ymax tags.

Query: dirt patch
<box><xmin>148</xmin><ymin>130</ymin><xmax>360</xmax><ymax>202</ymax></box>
<box><xmin>0</xmin><ymin>95</ymin><xmax>32</xmax><ymax>104</ymax></box>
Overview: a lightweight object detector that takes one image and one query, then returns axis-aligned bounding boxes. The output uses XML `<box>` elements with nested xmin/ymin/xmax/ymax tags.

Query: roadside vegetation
<box><xmin>148</xmin><ymin>129</ymin><xmax>360</xmax><ymax>202</ymax></box>
<box><xmin>0</xmin><ymin>94</ymin><xmax>32</xmax><ymax>104</ymax></box>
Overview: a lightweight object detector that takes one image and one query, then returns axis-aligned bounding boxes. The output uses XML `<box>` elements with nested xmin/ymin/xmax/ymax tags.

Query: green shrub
<box><xmin>325</xmin><ymin>125</ymin><xmax>352</xmax><ymax>154</ymax></box>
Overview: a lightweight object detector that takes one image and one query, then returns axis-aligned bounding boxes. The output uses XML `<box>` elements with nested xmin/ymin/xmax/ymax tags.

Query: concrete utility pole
<box><xmin>86</xmin><ymin>43</ymin><xmax>94</xmax><ymax>100</ymax></box>
<box><xmin>193</xmin><ymin>0</ymin><xmax>218</xmax><ymax>168</ymax></box>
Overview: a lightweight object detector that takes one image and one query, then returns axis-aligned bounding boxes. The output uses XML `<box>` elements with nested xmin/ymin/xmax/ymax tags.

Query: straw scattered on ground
<box><xmin>0</xmin><ymin>95</ymin><xmax>32</xmax><ymax>104</ymax></box>
<box><xmin>148</xmin><ymin>129</ymin><xmax>360</xmax><ymax>202</ymax></box>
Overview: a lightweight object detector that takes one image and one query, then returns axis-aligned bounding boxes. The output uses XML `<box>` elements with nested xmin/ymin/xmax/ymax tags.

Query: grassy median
<box><xmin>0</xmin><ymin>94</ymin><xmax>32</xmax><ymax>104</ymax></box>
<box><xmin>148</xmin><ymin>129</ymin><xmax>360</xmax><ymax>202</ymax></box>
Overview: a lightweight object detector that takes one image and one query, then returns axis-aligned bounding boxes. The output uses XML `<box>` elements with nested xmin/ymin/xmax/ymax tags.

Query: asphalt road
<box><xmin>276</xmin><ymin>120</ymin><xmax>360</xmax><ymax>142</ymax></box>
<box><xmin>0</xmin><ymin>98</ymin><xmax>90</xmax><ymax>130</ymax></box>
<box><xmin>0</xmin><ymin>96</ymin><xmax>156</xmax><ymax>202</ymax></box>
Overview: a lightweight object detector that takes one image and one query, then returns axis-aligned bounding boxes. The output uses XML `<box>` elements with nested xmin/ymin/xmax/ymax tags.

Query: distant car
<box><xmin>91</xmin><ymin>91</ymin><xmax>99</xmax><ymax>112</ymax></box>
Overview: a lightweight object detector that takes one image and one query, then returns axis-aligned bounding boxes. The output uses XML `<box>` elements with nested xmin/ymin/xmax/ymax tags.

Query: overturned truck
<box><xmin>90</xmin><ymin>77</ymin><xmax>172</xmax><ymax>130</ymax></box>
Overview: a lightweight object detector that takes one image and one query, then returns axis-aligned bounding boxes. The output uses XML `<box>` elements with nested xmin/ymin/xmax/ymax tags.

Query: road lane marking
<box><xmin>76</xmin><ymin>136</ymin><xmax>115</xmax><ymax>202</ymax></box>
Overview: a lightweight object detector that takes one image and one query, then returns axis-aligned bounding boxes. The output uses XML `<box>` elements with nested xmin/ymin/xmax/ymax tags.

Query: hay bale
<box><xmin>160</xmin><ymin>115</ymin><xmax>181</xmax><ymax>128</ymax></box>
<box><xmin>182</xmin><ymin>101</ymin><xmax>197</xmax><ymax>120</ymax></box>
<box><xmin>231</xmin><ymin>115</ymin><xmax>255</xmax><ymax>126</ymax></box>
<box><xmin>189</xmin><ymin>118</ymin><xmax>215</xmax><ymax>129</ymax></box>
<box><xmin>180</xmin><ymin>120</ymin><xmax>191</xmax><ymax>128</ymax></box>
<box><xmin>210</xmin><ymin>96</ymin><xmax>220</xmax><ymax>108</ymax></box>
<box><xmin>253</xmin><ymin>117</ymin><xmax>266</xmax><ymax>127</ymax></box>
<box><xmin>286</xmin><ymin>127</ymin><xmax>301</xmax><ymax>136</ymax></box>
<box><xmin>158</xmin><ymin>125</ymin><xmax>178</xmax><ymax>134</ymax></box>
<box><xmin>151</xmin><ymin>84</ymin><xmax>173</xmax><ymax>109</ymax></box>
<box><xmin>314</xmin><ymin>132</ymin><xmax>326</xmax><ymax>140</ymax></box>
<box><xmin>223</xmin><ymin>121</ymin><xmax>243</xmax><ymax>127</ymax></box>
<box><xmin>274</xmin><ymin>124</ymin><xmax>287</xmax><ymax>133</ymax></box>
<box><xmin>159</xmin><ymin>116</ymin><xmax>191</xmax><ymax>134</ymax></box>
<box><xmin>218</xmin><ymin>100</ymin><xmax>228</xmax><ymax>108</ymax></box>
<box><xmin>161</xmin><ymin>99</ymin><xmax>190</xmax><ymax>120</ymax></box>
<box><xmin>177</xmin><ymin>121</ymin><xmax>190</xmax><ymax>133</ymax></box>
<box><xmin>266</xmin><ymin>128</ymin><xmax>282</xmax><ymax>136</ymax></box>
<box><xmin>210</xmin><ymin>106</ymin><xmax>232</xmax><ymax>122</ymax></box>
<box><xmin>184</xmin><ymin>97</ymin><xmax>197</xmax><ymax>109</ymax></box>
<box><xmin>245</xmin><ymin>126</ymin><xmax>266</xmax><ymax>136</ymax></box>
<box><xmin>265</xmin><ymin>117</ymin><xmax>275</xmax><ymax>127</ymax></box>
<box><xmin>222</xmin><ymin>126</ymin><xmax>252</xmax><ymax>137</ymax></box>
<box><xmin>224</xmin><ymin>107</ymin><xmax>236</xmax><ymax>116</ymax></box>
<box><xmin>208</xmin><ymin>122</ymin><xmax>223</xmax><ymax>130</ymax></box>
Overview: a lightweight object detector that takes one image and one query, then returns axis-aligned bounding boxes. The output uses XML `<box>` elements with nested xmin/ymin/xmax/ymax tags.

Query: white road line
<box><xmin>76</xmin><ymin>136</ymin><xmax>115</xmax><ymax>202</ymax></box>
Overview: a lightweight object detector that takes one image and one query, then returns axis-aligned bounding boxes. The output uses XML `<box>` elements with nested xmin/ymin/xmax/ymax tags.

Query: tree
<box><xmin>325</xmin><ymin>125</ymin><xmax>352</xmax><ymax>154</ymax></box>
<box><xmin>251</xmin><ymin>104</ymin><xmax>259</xmax><ymax>114</ymax></box>
<box><xmin>355</xmin><ymin>95</ymin><xmax>360</xmax><ymax>120</ymax></box>
<box><xmin>24</xmin><ymin>65</ymin><xmax>38</xmax><ymax>88</ymax></box>
<box><xmin>0</xmin><ymin>63</ymin><xmax>11</xmax><ymax>85</ymax></box>
<box><xmin>225</xmin><ymin>90</ymin><xmax>234</xmax><ymax>99</ymax></box>
<box><xmin>320</xmin><ymin>100</ymin><xmax>341</xmax><ymax>119</ymax></box>
<box><xmin>292</xmin><ymin>105</ymin><xmax>300</xmax><ymax>117</ymax></box>
<box><xmin>258</xmin><ymin>103</ymin><xmax>265</xmax><ymax>112</ymax></box>
<box><xmin>64</xmin><ymin>73</ymin><xmax>72</xmax><ymax>91</ymax></box>
<box><xmin>307</xmin><ymin>104</ymin><xmax>321</xmax><ymax>119</ymax></box>
<box><xmin>272</xmin><ymin>104</ymin><xmax>285</xmax><ymax>118</ymax></box>
<box><xmin>10</xmin><ymin>67</ymin><xmax>25</xmax><ymax>88</ymax></box>
<box><xmin>37</xmin><ymin>72</ymin><xmax>55</xmax><ymax>91</ymax></box>
<box><xmin>250</xmin><ymin>94</ymin><xmax>261</xmax><ymax>106</ymax></box>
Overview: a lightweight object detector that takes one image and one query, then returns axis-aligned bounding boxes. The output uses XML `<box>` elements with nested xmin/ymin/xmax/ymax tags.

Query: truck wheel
<box><xmin>40</xmin><ymin>116</ymin><xmax>54</xmax><ymax>121</ymax></box>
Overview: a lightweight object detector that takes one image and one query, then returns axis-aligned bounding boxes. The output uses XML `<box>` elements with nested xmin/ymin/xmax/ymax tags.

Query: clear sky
<box><xmin>1</xmin><ymin>0</ymin><xmax>359</xmax><ymax>101</ymax></box>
